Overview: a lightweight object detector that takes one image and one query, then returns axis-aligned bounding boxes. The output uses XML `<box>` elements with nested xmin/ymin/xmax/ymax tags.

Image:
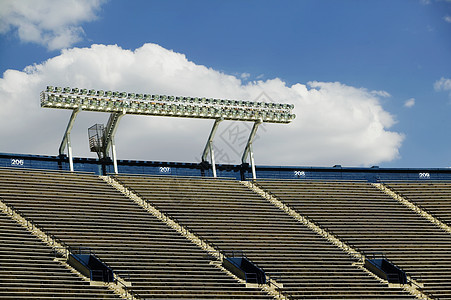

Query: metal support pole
<box><xmin>111</xmin><ymin>136</ymin><xmax>119</xmax><ymax>174</ymax></box>
<box><xmin>241</xmin><ymin>120</ymin><xmax>261</xmax><ymax>180</ymax></box>
<box><xmin>241</xmin><ymin>120</ymin><xmax>261</xmax><ymax>164</ymax></box>
<box><xmin>104</xmin><ymin>112</ymin><xmax>125</xmax><ymax>158</ymax></box>
<box><xmin>67</xmin><ymin>135</ymin><xmax>74</xmax><ymax>172</ymax></box>
<box><xmin>201</xmin><ymin>118</ymin><xmax>222</xmax><ymax>177</ymax></box>
<box><xmin>210</xmin><ymin>141</ymin><xmax>217</xmax><ymax>177</ymax></box>
<box><xmin>59</xmin><ymin>108</ymin><xmax>81</xmax><ymax>155</ymax></box>
<box><xmin>249</xmin><ymin>143</ymin><xmax>256</xmax><ymax>180</ymax></box>
<box><xmin>201</xmin><ymin>118</ymin><xmax>223</xmax><ymax>162</ymax></box>
<box><xmin>59</xmin><ymin>108</ymin><xmax>80</xmax><ymax>172</ymax></box>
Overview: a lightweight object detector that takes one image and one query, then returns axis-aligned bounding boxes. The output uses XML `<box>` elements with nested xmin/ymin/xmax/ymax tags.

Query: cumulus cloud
<box><xmin>0</xmin><ymin>43</ymin><xmax>404</xmax><ymax>166</ymax></box>
<box><xmin>0</xmin><ymin>0</ymin><xmax>105</xmax><ymax>50</ymax></box>
<box><xmin>404</xmin><ymin>98</ymin><xmax>415</xmax><ymax>108</ymax></box>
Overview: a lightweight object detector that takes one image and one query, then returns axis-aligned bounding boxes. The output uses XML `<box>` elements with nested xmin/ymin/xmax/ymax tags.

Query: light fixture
<box><xmin>41</xmin><ymin>86</ymin><xmax>295</xmax><ymax>124</ymax></box>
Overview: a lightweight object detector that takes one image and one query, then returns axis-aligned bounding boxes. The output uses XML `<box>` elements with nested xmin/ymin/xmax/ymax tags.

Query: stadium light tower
<box><xmin>41</xmin><ymin>86</ymin><xmax>296</xmax><ymax>177</ymax></box>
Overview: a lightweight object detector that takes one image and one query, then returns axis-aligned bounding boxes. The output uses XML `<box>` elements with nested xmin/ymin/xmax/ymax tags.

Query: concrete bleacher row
<box><xmin>0</xmin><ymin>168</ymin><xmax>271</xmax><ymax>299</ymax></box>
<box><xmin>116</xmin><ymin>175</ymin><xmax>415</xmax><ymax>299</ymax></box>
<box><xmin>383</xmin><ymin>181</ymin><xmax>451</xmax><ymax>226</ymax></box>
<box><xmin>256</xmin><ymin>180</ymin><xmax>451</xmax><ymax>299</ymax></box>
<box><xmin>0</xmin><ymin>211</ymin><xmax>121</xmax><ymax>300</ymax></box>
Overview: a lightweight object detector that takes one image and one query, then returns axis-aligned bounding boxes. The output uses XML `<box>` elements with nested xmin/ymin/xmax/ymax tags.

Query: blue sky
<box><xmin>0</xmin><ymin>0</ymin><xmax>450</xmax><ymax>168</ymax></box>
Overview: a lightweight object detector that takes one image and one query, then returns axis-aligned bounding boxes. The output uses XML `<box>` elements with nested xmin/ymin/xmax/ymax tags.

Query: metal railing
<box><xmin>355</xmin><ymin>252</ymin><xmax>436</xmax><ymax>299</ymax></box>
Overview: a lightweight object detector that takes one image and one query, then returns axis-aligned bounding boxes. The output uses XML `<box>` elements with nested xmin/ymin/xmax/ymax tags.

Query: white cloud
<box><xmin>0</xmin><ymin>0</ymin><xmax>105</xmax><ymax>50</ymax></box>
<box><xmin>404</xmin><ymin>98</ymin><xmax>415</xmax><ymax>108</ymax></box>
<box><xmin>434</xmin><ymin>77</ymin><xmax>451</xmax><ymax>98</ymax></box>
<box><xmin>240</xmin><ymin>73</ymin><xmax>250</xmax><ymax>80</ymax></box>
<box><xmin>444</xmin><ymin>15</ymin><xmax>451</xmax><ymax>23</ymax></box>
<box><xmin>0</xmin><ymin>43</ymin><xmax>404</xmax><ymax>167</ymax></box>
<box><xmin>370</xmin><ymin>90</ymin><xmax>391</xmax><ymax>98</ymax></box>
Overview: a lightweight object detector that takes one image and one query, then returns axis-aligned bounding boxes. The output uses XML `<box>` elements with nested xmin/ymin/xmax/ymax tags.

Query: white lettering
<box><xmin>294</xmin><ymin>171</ymin><xmax>305</xmax><ymax>177</ymax></box>
<box><xmin>159</xmin><ymin>167</ymin><xmax>171</xmax><ymax>173</ymax></box>
<box><xmin>11</xmin><ymin>159</ymin><xmax>24</xmax><ymax>166</ymax></box>
<box><xmin>419</xmin><ymin>172</ymin><xmax>430</xmax><ymax>179</ymax></box>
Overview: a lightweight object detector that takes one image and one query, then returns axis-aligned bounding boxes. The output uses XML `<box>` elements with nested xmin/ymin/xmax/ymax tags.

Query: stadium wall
<box><xmin>2</xmin><ymin>152</ymin><xmax>451</xmax><ymax>182</ymax></box>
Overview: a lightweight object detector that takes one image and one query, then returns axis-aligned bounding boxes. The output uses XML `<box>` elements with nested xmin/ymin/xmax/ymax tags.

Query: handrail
<box><xmin>355</xmin><ymin>251</ymin><xmax>436</xmax><ymax>298</ymax></box>
<box><xmin>408</xmin><ymin>278</ymin><xmax>436</xmax><ymax>300</ymax></box>
<box><xmin>222</xmin><ymin>248</ymin><xmax>291</xmax><ymax>298</ymax></box>
<box><xmin>0</xmin><ymin>198</ymin><xmax>142</xmax><ymax>300</ymax></box>
<box><xmin>112</xmin><ymin>176</ymin><xmax>295</xmax><ymax>300</ymax></box>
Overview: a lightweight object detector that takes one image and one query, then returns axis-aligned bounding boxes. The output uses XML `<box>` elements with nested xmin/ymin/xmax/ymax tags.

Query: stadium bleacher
<box><xmin>0</xmin><ymin>168</ymin><xmax>272</xmax><ymax>299</ymax></box>
<box><xmin>255</xmin><ymin>180</ymin><xmax>451</xmax><ymax>299</ymax></box>
<box><xmin>116</xmin><ymin>175</ymin><xmax>416</xmax><ymax>299</ymax></box>
<box><xmin>0</xmin><ymin>211</ymin><xmax>120</xmax><ymax>299</ymax></box>
<box><xmin>383</xmin><ymin>181</ymin><xmax>451</xmax><ymax>226</ymax></box>
<box><xmin>2</xmin><ymin>163</ymin><xmax>451</xmax><ymax>299</ymax></box>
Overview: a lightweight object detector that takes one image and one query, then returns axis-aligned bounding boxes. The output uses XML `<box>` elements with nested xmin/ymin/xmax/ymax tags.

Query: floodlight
<box><xmin>41</xmin><ymin>86</ymin><xmax>295</xmax><ymax>124</ymax></box>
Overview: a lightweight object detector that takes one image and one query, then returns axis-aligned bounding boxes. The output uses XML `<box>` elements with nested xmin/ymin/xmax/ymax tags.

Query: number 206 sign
<box><xmin>11</xmin><ymin>159</ymin><xmax>24</xmax><ymax>166</ymax></box>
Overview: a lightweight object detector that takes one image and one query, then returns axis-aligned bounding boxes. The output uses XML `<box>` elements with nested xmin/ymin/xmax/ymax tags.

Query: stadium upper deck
<box><xmin>2</xmin><ymin>152</ymin><xmax>451</xmax><ymax>181</ymax></box>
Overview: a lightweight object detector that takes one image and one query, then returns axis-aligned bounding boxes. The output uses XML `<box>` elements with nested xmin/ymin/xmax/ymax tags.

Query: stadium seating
<box><xmin>0</xmin><ymin>168</ymin><xmax>272</xmax><ymax>299</ymax></box>
<box><xmin>116</xmin><ymin>175</ymin><xmax>415</xmax><ymax>299</ymax></box>
<box><xmin>0</xmin><ymin>211</ymin><xmax>121</xmax><ymax>299</ymax></box>
<box><xmin>384</xmin><ymin>181</ymin><xmax>451</xmax><ymax>225</ymax></box>
<box><xmin>256</xmin><ymin>180</ymin><xmax>451</xmax><ymax>299</ymax></box>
